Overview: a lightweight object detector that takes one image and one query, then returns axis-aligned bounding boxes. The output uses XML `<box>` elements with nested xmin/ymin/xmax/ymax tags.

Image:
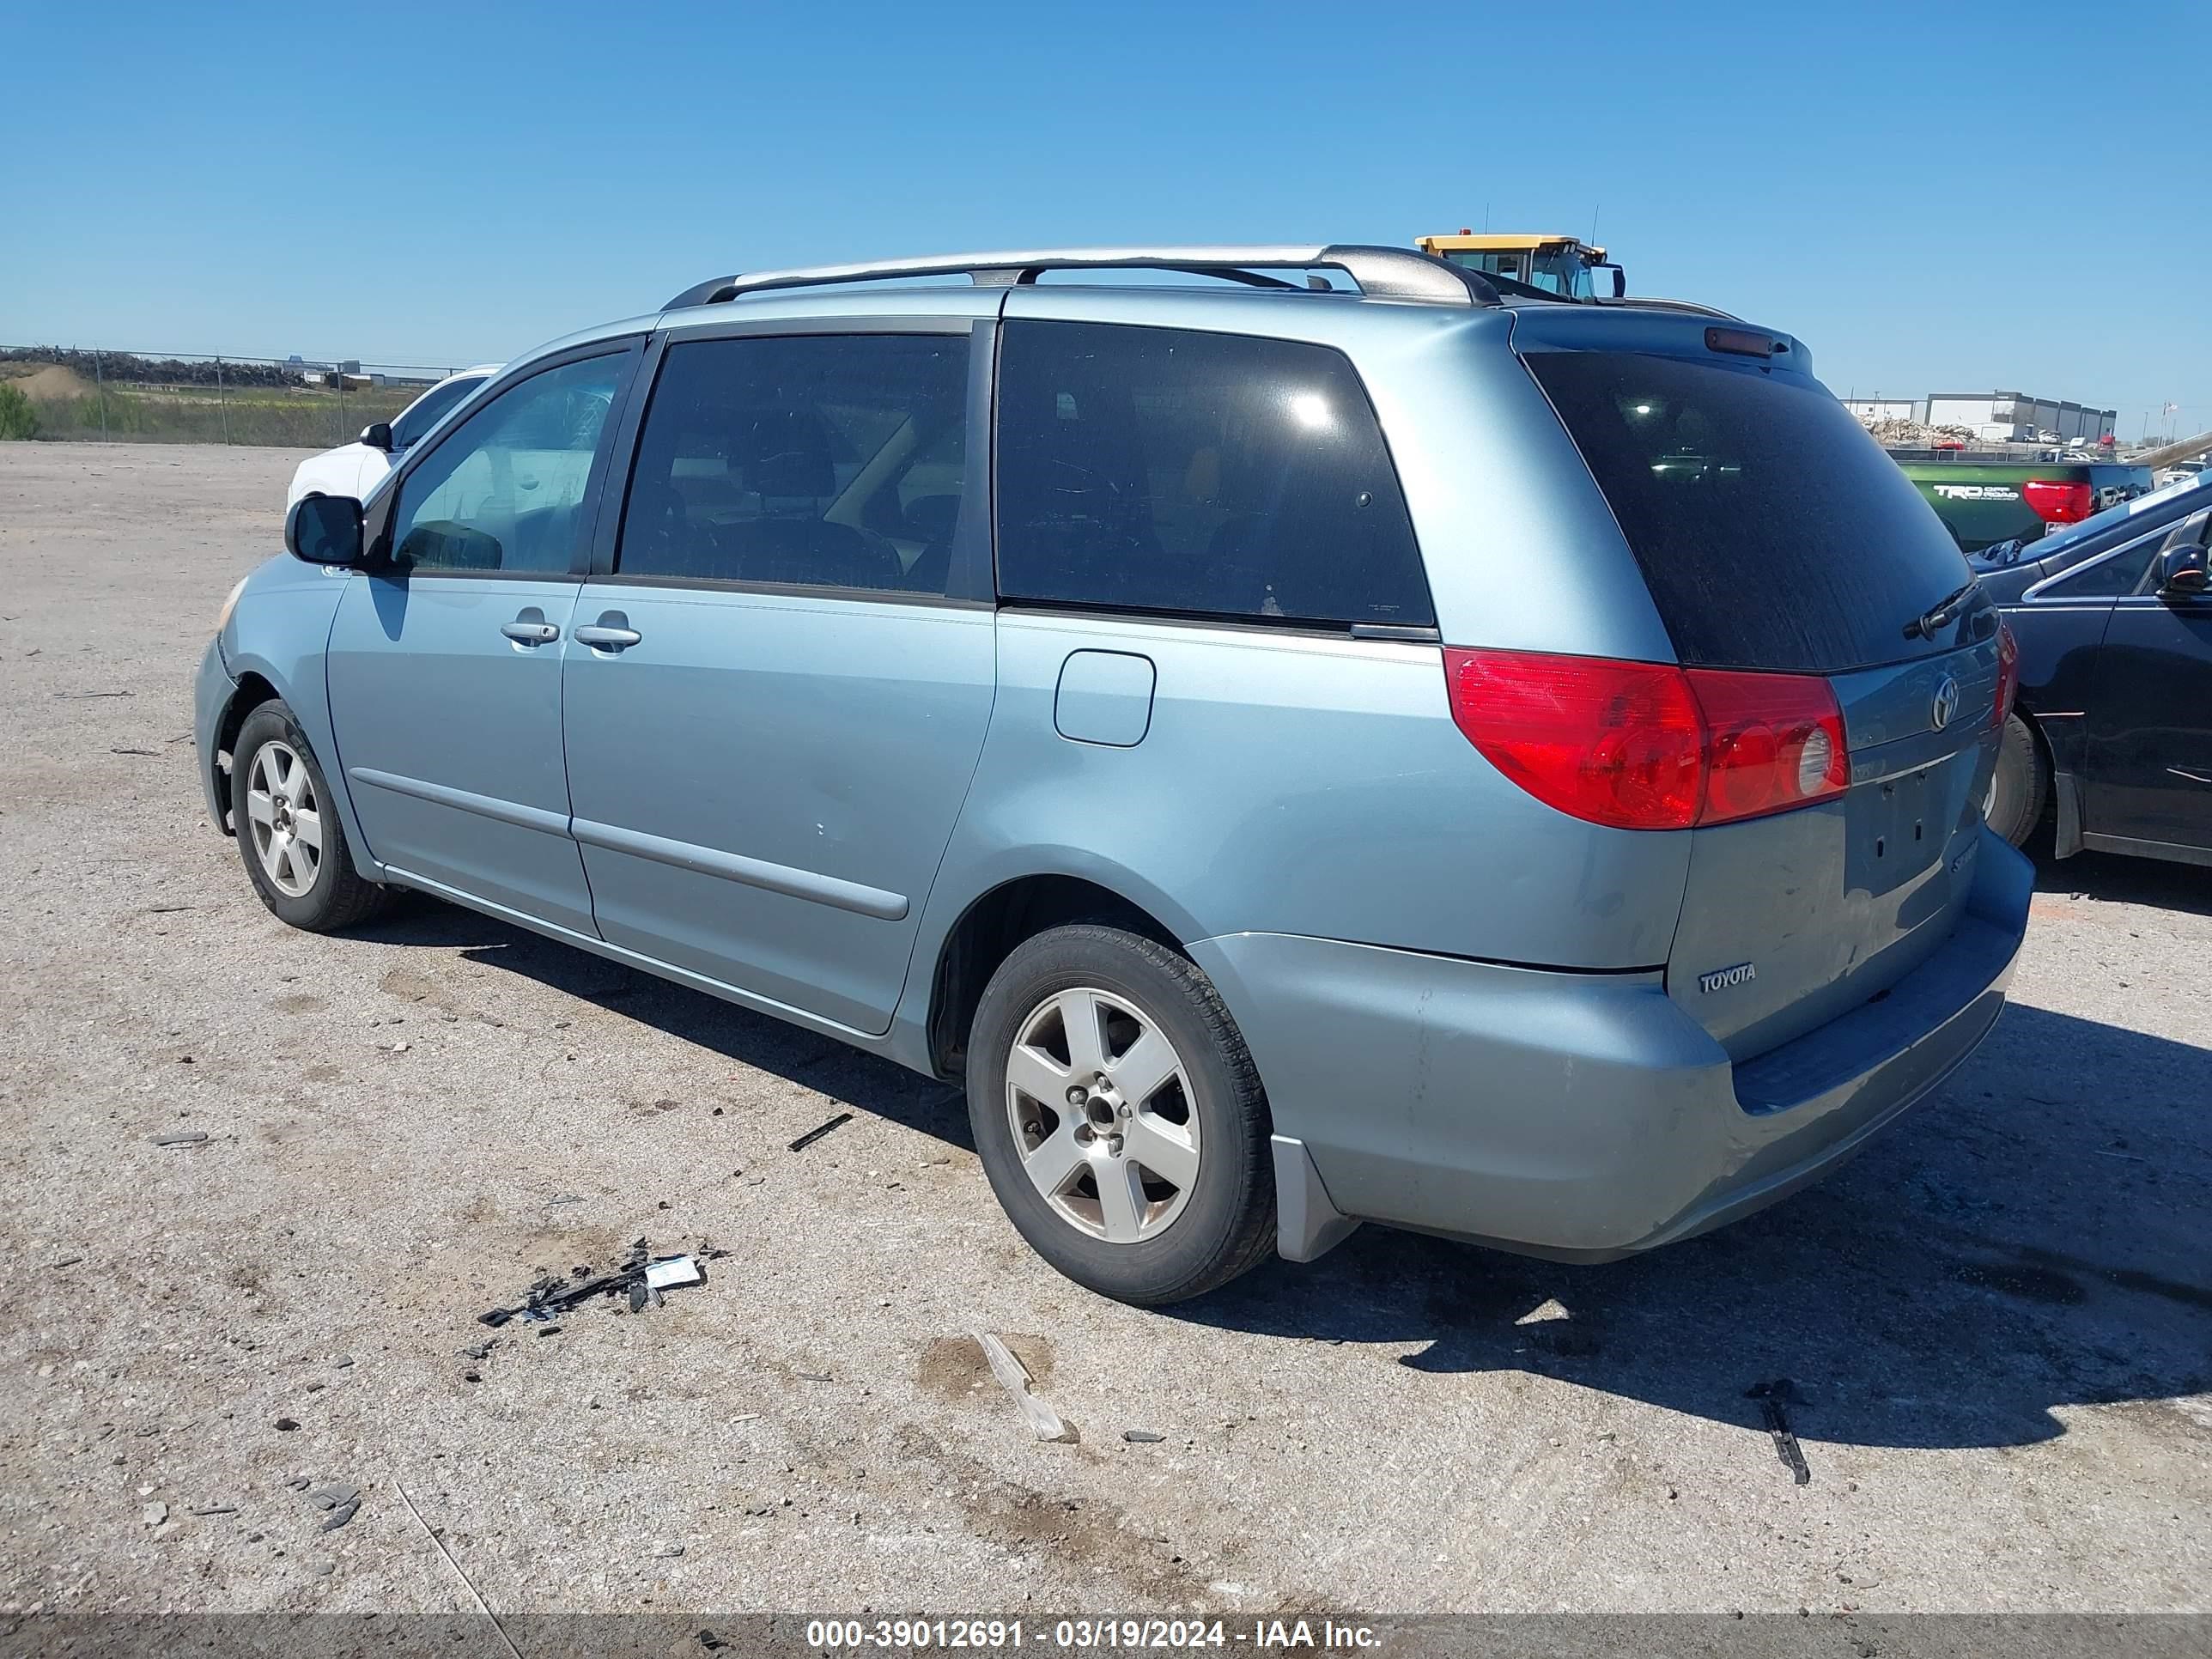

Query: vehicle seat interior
<box><xmin>733</xmin><ymin>407</ymin><xmax>902</xmax><ymax>589</ymax></box>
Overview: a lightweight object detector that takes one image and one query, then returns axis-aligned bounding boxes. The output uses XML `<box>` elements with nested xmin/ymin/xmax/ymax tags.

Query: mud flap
<box><xmin>2053</xmin><ymin>769</ymin><xmax>2085</xmax><ymax>858</ymax></box>
<box><xmin>1273</xmin><ymin>1133</ymin><xmax>1361</xmax><ymax>1263</ymax></box>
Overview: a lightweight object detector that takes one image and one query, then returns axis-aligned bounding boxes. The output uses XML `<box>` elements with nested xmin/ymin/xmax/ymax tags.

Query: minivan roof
<box><xmin>520</xmin><ymin>261</ymin><xmax>1786</xmax><ymax>405</ymax></box>
<box><xmin>664</xmin><ymin>246</ymin><xmax>1501</xmax><ymax>310</ymax></box>
<box><xmin>657</xmin><ymin>245</ymin><xmax>1743</xmax><ymax>325</ymax></box>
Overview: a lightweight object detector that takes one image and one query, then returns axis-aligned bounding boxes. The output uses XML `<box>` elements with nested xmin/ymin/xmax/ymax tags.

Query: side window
<box><xmin>389</xmin><ymin>374</ymin><xmax>484</xmax><ymax>450</ymax></box>
<box><xmin>994</xmin><ymin>321</ymin><xmax>1433</xmax><ymax>628</ymax></box>
<box><xmin>617</xmin><ymin>333</ymin><xmax>970</xmax><ymax>595</ymax></box>
<box><xmin>387</xmin><ymin>356</ymin><xmax>622</xmax><ymax>574</ymax></box>
<box><xmin>2039</xmin><ymin>534</ymin><xmax>2162</xmax><ymax>600</ymax></box>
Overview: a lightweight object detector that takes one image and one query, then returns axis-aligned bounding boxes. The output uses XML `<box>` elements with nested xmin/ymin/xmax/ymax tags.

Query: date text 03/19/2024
<box><xmin>805</xmin><ymin>1618</ymin><xmax>1382</xmax><ymax>1650</ymax></box>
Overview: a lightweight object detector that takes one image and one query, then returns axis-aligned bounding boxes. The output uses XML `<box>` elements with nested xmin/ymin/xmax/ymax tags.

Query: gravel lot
<box><xmin>2</xmin><ymin>443</ymin><xmax>2207</xmax><ymax>1620</ymax></box>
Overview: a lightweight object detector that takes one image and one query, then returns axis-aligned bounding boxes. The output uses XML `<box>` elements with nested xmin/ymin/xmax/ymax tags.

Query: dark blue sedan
<box><xmin>1973</xmin><ymin>473</ymin><xmax>2212</xmax><ymax>866</ymax></box>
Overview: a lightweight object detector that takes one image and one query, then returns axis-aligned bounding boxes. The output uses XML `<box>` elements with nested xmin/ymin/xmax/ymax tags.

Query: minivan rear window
<box><xmin>1525</xmin><ymin>349</ymin><xmax>1974</xmax><ymax>672</ymax></box>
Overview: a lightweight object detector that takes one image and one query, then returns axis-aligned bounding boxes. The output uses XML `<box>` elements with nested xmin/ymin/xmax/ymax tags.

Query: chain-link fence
<box><xmin>0</xmin><ymin>346</ymin><xmax>480</xmax><ymax>448</ymax></box>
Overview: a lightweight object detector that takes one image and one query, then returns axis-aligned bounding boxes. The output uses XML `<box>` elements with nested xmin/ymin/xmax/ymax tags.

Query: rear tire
<box><xmin>1984</xmin><ymin>713</ymin><xmax>2047</xmax><ymax>848</ymax></box>
<box><xmin>231</xmin><ymin>700</ymin><xmax>394</xmax><ymax>932</ymax></box>
<box><xmin>966</xmin><ymin>925</ymin><xmax>1276</xmax><ymax>1305</ymax></box>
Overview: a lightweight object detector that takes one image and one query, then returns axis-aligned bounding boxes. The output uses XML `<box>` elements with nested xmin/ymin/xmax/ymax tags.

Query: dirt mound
<box><xmin>2</xmin><ymin>364</ymin><xmax>97</xmax><ymax>401</ymax></box>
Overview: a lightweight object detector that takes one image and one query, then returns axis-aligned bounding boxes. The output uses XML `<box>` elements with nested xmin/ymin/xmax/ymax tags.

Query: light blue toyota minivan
<box><xmin>196</xmin><ymin>245</ymin><xmax>2032</xmax><ymax>1304</ymax></box>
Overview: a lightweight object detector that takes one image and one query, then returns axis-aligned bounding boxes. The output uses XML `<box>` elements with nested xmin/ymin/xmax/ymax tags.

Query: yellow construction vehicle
<box><xmin>1414</xmin><ymin>231</ymin><xmax>1625</xmax><ymax>300</ymax></box>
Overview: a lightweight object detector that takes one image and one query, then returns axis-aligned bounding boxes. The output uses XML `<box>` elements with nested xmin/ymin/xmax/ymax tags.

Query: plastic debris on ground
<box><xmin>975</xmin><ymin>1331</ymin><xmax>1073</xmax><ymax>1443</ymax></box>
<box><xmin>787</xmin><ymin>1112</ymin><xmax>853</xmax><ymax>1152</ymax></box>
<box><xmin>307</xmin><ymin>1482</ymin><xmax>362</xmax><ymax>1530</ymax></box>
<box><xmin>477</xmin><ymin>1238</ymin><xmax>724</xmax><ymax>1328</ymax></box>
<box><xmin>1747</xmin><ymin>1378</ymin><xmax>1813</xmax><ymax>1485</ymax></box>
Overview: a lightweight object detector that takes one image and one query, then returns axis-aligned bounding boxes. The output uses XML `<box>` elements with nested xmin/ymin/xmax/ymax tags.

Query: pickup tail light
<box><xmin>1443</xmin><ymin>649</ymin><xmax>1849</xmax><ymax>830</ymax></box>
<box><xmin>1993</xmin><ymin>620</ymin><xmax>2020</xmax><ymax>728</ymax></box>
<box><xmin>2021</xmin><ymin>479</ymin><xmax>2094</xmax><ymax>525</ymax></box>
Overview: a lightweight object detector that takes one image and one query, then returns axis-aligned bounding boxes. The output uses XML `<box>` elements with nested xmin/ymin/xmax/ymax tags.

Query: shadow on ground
<box><xmin>355</xmin><ymin>897</ymin><xmax>974</xmax><ymax>1151</ymax></box>
<box><xmin>1182</xmin><ymin>1001</ymin><xmax>2212</xmax><ymax>1452</ymax></box>
<box><xmin>361</xmin><ymin>901</ymin><xmax>2210</xmax><ymax>1455</ymax></box>
<box><xmin>2032</xmin><ymin>847</ymin><xmax>2212</xmax><ymax>917</ymax></box>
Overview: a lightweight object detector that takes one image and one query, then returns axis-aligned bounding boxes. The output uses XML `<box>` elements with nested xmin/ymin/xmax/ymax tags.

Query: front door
<box><xmin>325</xmin><ymin>349</ymin><xmax>631</xmax><ymax>934</ymax></box>
<box><xmin>2085</xmin><ymin>510</ymin><xmax>2212</xmax><ymax>856</ymax></box>
<box><xmin>560</xmin><ymin>324</ymin><xmax>996</xmax><ymax>1035</ymax></box>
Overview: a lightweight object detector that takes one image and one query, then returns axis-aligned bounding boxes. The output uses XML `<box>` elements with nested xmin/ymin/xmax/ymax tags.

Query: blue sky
<box><xmin>4</xmin><ymin>0</ymin><xmax>2205</xmax><ymax>439</ymax></box>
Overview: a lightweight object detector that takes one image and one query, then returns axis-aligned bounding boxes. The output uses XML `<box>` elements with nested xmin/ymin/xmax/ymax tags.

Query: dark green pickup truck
<box><xmin>1888</xmin><ymin>450</ymin><xmax>2154</xmax><ymax>553</ymax></box>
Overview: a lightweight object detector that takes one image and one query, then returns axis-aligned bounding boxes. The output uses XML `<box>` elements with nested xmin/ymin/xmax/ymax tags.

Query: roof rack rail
<box><xmin>1606</xmin><ymin>295</ymin><xmax>1742</xmax><ymax>321</ymax></box>
<box><xmin>663</xmin><ymin>245</ymin><xmax>1501</xmax><ymax>312</ymax></box>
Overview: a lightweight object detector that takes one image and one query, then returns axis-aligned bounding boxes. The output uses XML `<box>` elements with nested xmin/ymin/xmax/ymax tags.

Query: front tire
<box><xmin>1984</xmin><ymin>712</ymin><xmax>2047</xmax><ymax>848</ymax></box>
<box><xmin>966</xmin><ymin>925</ymin><xmax>1276</xmax><ymax>1305</ymax></box>
<box><xmin>231</xmin><ymin>700</ymin><xmax>393</xmax><ymax>932</ymax></box>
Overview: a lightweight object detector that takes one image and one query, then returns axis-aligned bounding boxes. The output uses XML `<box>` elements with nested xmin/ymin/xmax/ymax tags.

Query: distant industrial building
<box><xmin>1839</xmin><ymin>397</ymin><xmax>1923</xmax><ymax>424</ymax></box>
<box><xmin>1924</xmin><ymin>393</ymin><xmax>2115</xmax><ymax>444</ymax></box>
<box><xmin>1841</xmin><ymin>391</ymin><xmax>2116</xmax><ymax>444</ymax></box>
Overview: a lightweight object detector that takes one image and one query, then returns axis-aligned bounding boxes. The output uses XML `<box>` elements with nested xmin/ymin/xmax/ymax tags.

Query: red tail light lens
<box><xmin>1443</xmin><ymin>649</ymin><xmax>1849</xmax><ymax>830</ymax></box>
<box><xmin>2021</xmin><ymin>479</ymin><xmax>2094</xmax><ymax>525</ymax></box>
<box><xmin>1993</xmin><ymin>620</ymin><xmax>2020</xmax><ymax>728</ymax></box>
<box><xmin>1442</xmin><ymin>651</ymin><xmax>1704</xmax><ymax>829</ymax></box>
<box><xmin>1687</xmin><ymin>667</ymin><xmax>1851</xmax><ymax>823</ymax></box>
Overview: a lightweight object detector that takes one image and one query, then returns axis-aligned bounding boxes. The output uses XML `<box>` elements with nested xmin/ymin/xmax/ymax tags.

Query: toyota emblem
<box><xmin>1930</xmin><ymin>675</ymin><xmax>1960</xmax><ymax>732</ymax></box>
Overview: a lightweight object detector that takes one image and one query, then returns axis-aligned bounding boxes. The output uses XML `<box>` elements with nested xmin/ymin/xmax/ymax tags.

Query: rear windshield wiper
<box><xmin>1905</xmin><ymin>580</ymin><xmax>1978</xmax><ymax>641</ymax></box>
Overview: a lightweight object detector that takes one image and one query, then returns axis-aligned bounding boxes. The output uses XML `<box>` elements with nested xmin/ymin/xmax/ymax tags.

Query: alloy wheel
<box><xmin>245</xmin><ymin>740</ymin><xmax>323</xmax><ymax>898</ymax></box>
<box><xmin>1004</xmin><ymin>986</ymin><xmax>1200</xmax><ymax>1245</ymax></box>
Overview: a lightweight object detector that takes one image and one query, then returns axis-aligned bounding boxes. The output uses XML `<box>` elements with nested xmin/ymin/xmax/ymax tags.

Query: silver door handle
<box><xmin>500</xmin><ymin>621</ymin><xmax>559</xmax><ymax>644</ymax></box>
<box><xmin>574</xmin><ymin>624</ymin><xmax>642</xmax><ymax>649</ymax></box>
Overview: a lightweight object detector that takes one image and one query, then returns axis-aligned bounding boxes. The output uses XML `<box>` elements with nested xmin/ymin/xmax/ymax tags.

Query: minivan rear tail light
<box><xmin>1443</xmin><ymin>649</ymin><xmax>1849</xmax><ymax>830</ymax></box>
<box><xmin>2021</xmin><ymin>479</ymin><xmax>2094</xmax><ymax>525</ymax></box>
<box><xmin>1992</xmin><ymin>620</ymin><xmax>2020</xmax><ymax>728</ymax></box>
<box><xmin>1686</xmin><ymin>667</ymin><xmax>1850</xmax><ymax>823</ymax></box>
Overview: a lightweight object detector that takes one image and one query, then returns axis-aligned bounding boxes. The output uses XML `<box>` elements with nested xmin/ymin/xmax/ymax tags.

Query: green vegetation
<box><xmin>1</xmin><ymin>353</ymin><xmax>431</xmax><ymax>447</ymax></box>
<box><xmin>0</xmin><ymin>383</ymin><xmax>38</xmax><ymax>440</ymax></box>
<box><xmin>28</xmin><ymin>386</ymin><xmax>417</xmax><ymax>444</ymax></box>
<box><xmin>21</xmin><ymin>382</ymin><xmax>420</xmax><ymax>447</ymax></box>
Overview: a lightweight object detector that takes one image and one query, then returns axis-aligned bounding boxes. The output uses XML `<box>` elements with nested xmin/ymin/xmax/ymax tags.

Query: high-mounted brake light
<box><xmin>2021</xmin><ymin>479</ymin><xmax>2094</xmax><ymax>525</ymax></box>
<box><xmin>1705</xmin><ymin>325</ymin><xmax>1777</xmax><ymax>359</ymax></box>
<box><xmin>1992</xmin><ymin>621</ymin><xmax>2020</xmax><ymax>729</ymax></box>
<box><xmin>1443</xmin><ymin>649</ymin><xmax>1850</xmax><ymax>831</ymax></box>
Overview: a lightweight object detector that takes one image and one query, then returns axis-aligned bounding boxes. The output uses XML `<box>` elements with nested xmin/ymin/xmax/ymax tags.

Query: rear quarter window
<box><xmin>994</xmin><ymin>320</ymin><xmax>1433</xmax><ymax>629</ymax></box>
<box><xmin>1526</xmin><ymin>349</ymin><xmax>1973</xmax><ymax>672</ymax></box>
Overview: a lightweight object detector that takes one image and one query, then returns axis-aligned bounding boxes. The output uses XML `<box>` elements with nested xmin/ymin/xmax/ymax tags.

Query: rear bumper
<box><xmin>194</xmin><ymin>637</ymin><xmax>235</xmax><ymax>830</ymax></box>
<box><xmin>1191</xmin><ymin>829</ymin><xmax>2033</xmax><ymax>1263</ymax></box>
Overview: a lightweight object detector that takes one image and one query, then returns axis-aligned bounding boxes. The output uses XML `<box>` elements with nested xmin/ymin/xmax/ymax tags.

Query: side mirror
<box><xmin>2160</xmin><ymin>544</ymin><xmax>2210</xmax><ymax>598</ymax></box>
<box><xmin>2158</xmin><ymin>510</ymin><xmax>2212</xmax><ymax>598</ymax></box>
<box><xmin>286</xmin><ymin>495</ymin><xmax>366</xmax><ymax>568</ymax></box>
<box><xmin>1596</xmin><ymin>263</ymin><xmax>1626</xmax><ymax>299</ymax></box>
<box><xmin>360</xmin><ymin>421</ymin><xmax>394</xmax><ymax>453</ymax></box>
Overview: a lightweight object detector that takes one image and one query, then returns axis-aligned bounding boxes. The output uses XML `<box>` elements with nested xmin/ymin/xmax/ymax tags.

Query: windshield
<box><xmin>1528</xmin><ymin>250</ymin><xmax>1595</xmax><ymax>299</ymax></box>
<box><xmin>1443</xmin><ymin>248</ymin><xmax>1593</xmax><ymax>299</ymax></box>
<box><xmin>391</xmin><ymin>374</ymin><xmax>489</xmax><ymax>448</ymax></box>
<box><xmin>1978</xmin><ymin>471</ymin><xmax>2212</xmax><ymax>567</ymax></box>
